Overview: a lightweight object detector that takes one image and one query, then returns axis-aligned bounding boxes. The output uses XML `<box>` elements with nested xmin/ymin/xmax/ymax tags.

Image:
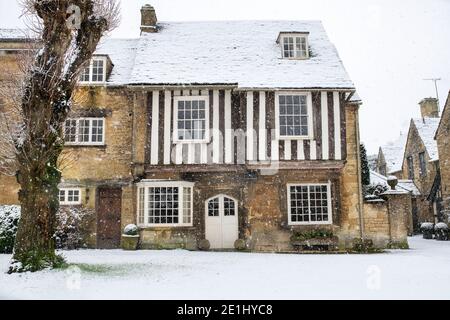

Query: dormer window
<box><xmin>278</xmin><ymin>32</ymin><xmax>309</xmax><ymax>59</ymax></box>
<box><xmin>79</xmin><ymin>56</ymin><xmax>108</xmax><ymax>83</ymax></box>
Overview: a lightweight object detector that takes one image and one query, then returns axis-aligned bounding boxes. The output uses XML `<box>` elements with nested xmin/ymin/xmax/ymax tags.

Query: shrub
<box><xmin>0</xmin><ymin>205</ymin><xmax>93</xmax><ymax>252</ymax></box>
<box><xmin>55</xmin><ymin>206</ymin><xmax>93</xmax><ymax>249</ymax></box>
<box><xmin>434</xmin><ymin>223</ymin><xmax>449</xmax><ymax>241</ymax></box>
<box><xmin>0</xmin><ymin>206</ymin><xmax>21</xmax><ymax>254</ymax></box>
<box><xmin>363</xmin><ymin>183</ymin><xmax>388</xmax><ymax>200</ymax></box>
<box><xmin>290</xmin><ymin>229</ymin><xmax>333</xmax><ymax>242</ymax></box>
<box><xmin>352</xmin><ymin>238</ymin><xmax>377</xmax><ymax>253</ymax></box>
<box><xmin>123</xmin><ymin>224</ymin><xmax>139</xmax><ymax>236</ymax></box>
<box><xmin>420</xmin><ymin>222</ymin><xmax>434</xmax><ymax>239</ymax></box>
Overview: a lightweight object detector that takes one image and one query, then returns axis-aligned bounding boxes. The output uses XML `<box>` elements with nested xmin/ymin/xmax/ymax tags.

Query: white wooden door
<box><xmin>205</xmin><ymin>195</ymin><xmax>238</xmax><ymax>249</ymax></box>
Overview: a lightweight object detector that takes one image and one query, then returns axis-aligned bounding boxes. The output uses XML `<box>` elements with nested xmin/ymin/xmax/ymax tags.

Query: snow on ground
<box><xmin>1</xmin><ymin>236</ymin><xmax>449</xmax><ymax>300</ymax></box>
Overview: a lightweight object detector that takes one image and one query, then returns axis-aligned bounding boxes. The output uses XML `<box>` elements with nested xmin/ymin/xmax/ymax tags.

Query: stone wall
<box><xmin>363</xmin><ymin>200</ymin><xmax>390</xmax><ymax>247</ymax></box>
<box><xmin>362</xmin><ymin>190</ymin><xmax>411</xmax><ymax>248</ymax></box>
<box><xmin>436</xmin><ymin>92</ymin><xmax>450</xmax><ymax>211</ymax></box>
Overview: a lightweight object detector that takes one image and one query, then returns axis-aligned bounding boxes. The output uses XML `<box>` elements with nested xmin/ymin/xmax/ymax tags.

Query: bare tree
<box><xmin>7</xmin><ymin>0</ymin><xmax>119</xmax><ymax>273</ymax></box>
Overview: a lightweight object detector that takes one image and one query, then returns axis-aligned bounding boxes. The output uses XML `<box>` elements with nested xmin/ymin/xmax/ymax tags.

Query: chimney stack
<box><xmin>141</xmin><ymin>4</ymin><xmax>157</xmax><ymax>34</ymax></box>
<box><xmin>419</xmin><ymin>98</ymin><xmax>439</xmax><ymax>118</ymax></box>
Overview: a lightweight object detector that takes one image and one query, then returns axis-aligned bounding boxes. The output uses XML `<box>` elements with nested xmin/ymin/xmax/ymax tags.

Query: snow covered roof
<box><xmin>380</xmin><ymin>133</ymin><xmax>407</xmax><ymax>174</ymax></box>
<box><xmin>369</xmin><ymin>171</ymin><xmax>420</xmax><ymax>196</ymax></box>
<box><xmin>412</xmin><ymin>117</ymin><xmax>440</xmax><ymax>162</ymax></box>
<box><xmin>98</xmin><ymin>21</ymin><xmax>355</xmax><ymax>89</ymax></box>
<box><xmin>0</xmin><ymin>29</ymin><xmax>30</xmax><ymax>41</ymax></box>
<box><xmin>95</xmin><ymin>38</ymin><xmax>139</xmax><ymax>86</ymax></box>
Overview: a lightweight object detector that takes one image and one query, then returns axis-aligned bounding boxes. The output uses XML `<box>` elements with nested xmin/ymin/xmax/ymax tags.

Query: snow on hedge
<box><xmin>0</xmin><ymin>205</ymin><xmax>20</xmax><ymax>236</ymax></box>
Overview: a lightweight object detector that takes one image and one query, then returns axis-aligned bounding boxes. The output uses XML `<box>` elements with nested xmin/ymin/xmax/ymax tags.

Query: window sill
<box><xmin>278</xmin><ymin>136</ymin><xmax>314</xmax><ymax>141</ymax></box>
<box><xmin>138</xmin><ymin>225</ymin><xmax>196</xmax><ymax>231</ymax></box>
<box><xmin>288</xmin><ymin>222</ymin><xmax>332</xmax><ymax>226</ymax></box>
<box><xmin>65</xmin><ymin>144</ymin><xmax>107</xmax><ymax>149</ymax></box>
<box><xmin>173</xmin><ymin>139</ymin><xmax>211</xmax><ymax>145</ymax></box>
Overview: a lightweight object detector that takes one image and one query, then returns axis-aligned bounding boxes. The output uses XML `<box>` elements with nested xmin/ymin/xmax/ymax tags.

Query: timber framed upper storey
<box><xmin>84</xmin><ymin>20</ymin><xmax>356</xmax><ymax>170</ymax></box>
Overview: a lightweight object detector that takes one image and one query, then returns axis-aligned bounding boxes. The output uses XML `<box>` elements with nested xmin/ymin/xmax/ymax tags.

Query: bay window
<box><xmin>137</xmin><ymin>181</ymin><xmax>194</xmax><ymax>227</ymax></box>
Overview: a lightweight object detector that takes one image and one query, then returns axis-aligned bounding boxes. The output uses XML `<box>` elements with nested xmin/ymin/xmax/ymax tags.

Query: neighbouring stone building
<box><xmin>435</xmin><ymin>91</ymin><xmax>450</xmax><ymax>220</ymax></box>
<box><xmin>402</xmin><ymin>99</ymin><xmax>441</xmax><ymax>224</ymax></box>
<box><xmin>375</xmin><ymin>97</ymin><xmax>444</xmax><ymax>229</ymax></box>
<box><xmin>376</xmin><ymin>133</ymin><xmax>407</xmax><ymax>178</ymax></box>
<box><xmin>0</xmin><ymin>5</ymin><xmax>410</xmax><ymax>251</ymax></box>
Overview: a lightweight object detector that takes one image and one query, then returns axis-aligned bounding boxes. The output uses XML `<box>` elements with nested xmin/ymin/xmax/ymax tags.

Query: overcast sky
<box><xmin>1</xmin><ymin>0</ymin><xmax>449</xmax><ymax>154</ymax></box>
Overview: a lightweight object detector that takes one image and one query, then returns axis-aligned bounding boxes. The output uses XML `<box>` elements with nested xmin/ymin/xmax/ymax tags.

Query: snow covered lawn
<box><xmin>1</xmin><ymin>236</ymin><xmax>449</xmax><ymax>300</ymax></box>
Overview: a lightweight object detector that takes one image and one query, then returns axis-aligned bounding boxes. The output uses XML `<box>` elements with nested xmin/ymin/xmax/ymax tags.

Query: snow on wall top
<box><xmin>101</xmin><ymin>20</ymin><xmax>354</xmax><ymax>88</ymax></box>
<box><xmin>380</xmin><ymin>133</ymin><xmax>407</xmax><ymax>174</ymax></box>
<box><xmin>369</xmin><ymin>170</ymin><xmax>420</xmax><ymax>196</ymax></box>
<box><xmin>413</xmin><ymin>117</ymin><xmax>440</xmax><ymax>162</ymax></box>
<box><xmin>0</xmin><ymin>29</ymin><xmax>29</xmax><ymax>41</ymax></box>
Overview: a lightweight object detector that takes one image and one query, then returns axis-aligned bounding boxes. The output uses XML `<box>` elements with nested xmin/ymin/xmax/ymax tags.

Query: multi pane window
<box><xmin>92</xmin><ymin>59</ymin><xmax>105</xmax><ymax>82</ymax></box>
<box><xmin>59</xmin><ymin>188</ymin><xmax>81</xmax><ymax>205</ymax></box>
<box><xmin>223</xmin><ymin>197</ymin><xmax>236</xmax><ymax>216</ymax></box>
<box><xmin>79</xmin><ymin>57</ymin><xmax>106</xmax><ymax>83</ymax></box>
<box><xmin>419</xmin><ymin>152</ymin><xmax>427</xmax><ymax>176</ymax></box>
<box><xmin>281</xmin><ymin>36</ymin><xmax>308</xmax><ymax>59</ymax></box>
<box><xmin>407</xmin><ymin>156</ymin><xmax>414</xmax><ymax>179</ymax></box>
<box><xmin>138</xmin><ymin>188</ymin><xmax>145</xmax><ymax>225</ymax></box>
<box><xmin>278</xmin><ymin>95</ymin><xmax>309</xmax><ymax>137</ymax></box>
<box><xmin>175</xmin><ymin>97</ymin><xmax>209</xmax><ymax>142</ymax></box>
<box><xmin>288</xmin><ymin>184</ymin><xmax>331</xmax><ymax>225</ymax></box>
<box><xmin>64</xmin><ymin>118</ymin><xmax>105</xmax><ymax>145</ymax></box>
<box><xmin>137</xmin><ymin>182</ymin><xmax>194</xmax><ymax>227</ymax></box>
<box><xmin>207</xmin><ymin>196</ymin><xmax>236</xmax><ymax>217</ymax></box>
<box><xmin>208</xmin><ymin>198</ymin><xmax>219</xmax><ymax>217</ymax></box>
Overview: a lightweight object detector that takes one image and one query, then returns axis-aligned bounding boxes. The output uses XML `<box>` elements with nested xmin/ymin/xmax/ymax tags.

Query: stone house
<box><xmin>401</xmin><ymin>98</ymin><xmax>441</xmax><ymax>224</ymax></box>
<box><xmin>376</xmin><ymin>133</ymin><xmax>407</xmax><ymax>178</ymax></box>
<box><xmin>0</xmin><ymin>5</ymin><xmax>409</xmax><ymax>251</ymax></box>
<box><xmin>435</xmin><ymin>91</ymin><xmax>450</xmax><ymax>220</ymax></box>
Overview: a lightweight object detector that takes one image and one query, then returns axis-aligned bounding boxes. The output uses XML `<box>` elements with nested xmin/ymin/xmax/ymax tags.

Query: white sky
<box><xmin>1</xmin><ymin>0</ymin><xmax>449</xmax><ymax>154</ymax></box>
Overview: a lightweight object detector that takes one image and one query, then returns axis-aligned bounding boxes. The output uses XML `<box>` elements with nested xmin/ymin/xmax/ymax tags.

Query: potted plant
<box><xmin>434</xmin><ymin>223</ymin><xmax>449</xmax><ymax>241</ymax></box>
<box><xmin>420</xmin><ymin>222</ymin><xmax>434</xmax><ymax>239</ymax></box>
<box><xmin>121</xmin><ymin>224</ymin><xmax>140</xmax><ymax>250</ymax></box>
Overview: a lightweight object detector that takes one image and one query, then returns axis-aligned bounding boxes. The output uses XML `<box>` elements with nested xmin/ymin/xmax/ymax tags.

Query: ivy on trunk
<box><xmin>9</xmin><ymin>0</ymin><xmax>118</xmax><ymax>273</ymax></box>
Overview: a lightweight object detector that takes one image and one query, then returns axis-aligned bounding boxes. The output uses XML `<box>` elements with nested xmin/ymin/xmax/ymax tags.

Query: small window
<box><xmin>276</xmin><ymin>93</ymin><xmax>312</xmax><ymax>139</ymax></box>
<box><xmin>64</xmin><ymin>118</ymin><xmax>105</xmax><ymax>146</ymax></box>
<box><xmin>419</xmin><ymin>152</ymin><xmax>427</xmax><ymax>176</ymax></box>
<box><xmin>174</xmin><ymin>96</ymin><xmax>209</xmax><ymax>143</ymax></box>
<box><xmin>137</xmin><ymin>181</ymin><xmax>194</xmax><ymax>227</ymax></box>
<box><xmin>59</xmin><ymin>188</ymin><xmax>81</xmax><ymax>205</ymax></box>
<box><xmin>279</xmin><ymin>33</ymin><xmax>309</xmax><ymax>59</ymax></box>
<box><xmin>407</xmin><ymin>156</ymin><xmax>414</xmax><ymax>180</ymax></box>
<box><xmin>287</xmin><ymin>183</ymin><xmax>332</xmax><ymax>225</ymax></box>
<box><xmin>79</xmin><ymin>57</ymin><xmax>107</xmax><ymax>83</ymax></box>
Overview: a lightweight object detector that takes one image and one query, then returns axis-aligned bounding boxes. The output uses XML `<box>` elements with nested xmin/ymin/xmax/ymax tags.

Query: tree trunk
<box><xmin>8</xmin><ymin>0</ymin><xmax>115</xmax><ymax>273</ymax></box>
<box><xmin>10</xmin><ymin>153</ymin><xmax>63</xmax><ymax>273</ymax></box>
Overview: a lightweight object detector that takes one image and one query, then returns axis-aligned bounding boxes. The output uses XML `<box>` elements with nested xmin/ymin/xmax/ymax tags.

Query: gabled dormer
<box><xmin>277</xmin><ymin>32</ymin><xmax>310</xmax><ymax>60</ymax></box>
<box><xmin>79</xmin><ymin>55</ymin><xmax>113</xmax><ymax>84</ymax></box>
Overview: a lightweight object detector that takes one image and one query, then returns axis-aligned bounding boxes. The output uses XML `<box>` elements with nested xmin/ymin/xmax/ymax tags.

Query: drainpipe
<box><xmin>354</xmin><ymin>103</ymin><xmax>365</xmax><ymax>239</ymax></box>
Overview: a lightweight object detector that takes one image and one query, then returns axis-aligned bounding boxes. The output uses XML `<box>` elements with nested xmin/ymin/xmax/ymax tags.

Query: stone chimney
<box><xmin>141</xmin><ymin>4</ymin><xmax>157</xmax><ymax>34</ymax></box>
<box><xmin>419</xmin><ymin>97</ymin><xmax>439</xmax><ymax>118</ymax></box>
